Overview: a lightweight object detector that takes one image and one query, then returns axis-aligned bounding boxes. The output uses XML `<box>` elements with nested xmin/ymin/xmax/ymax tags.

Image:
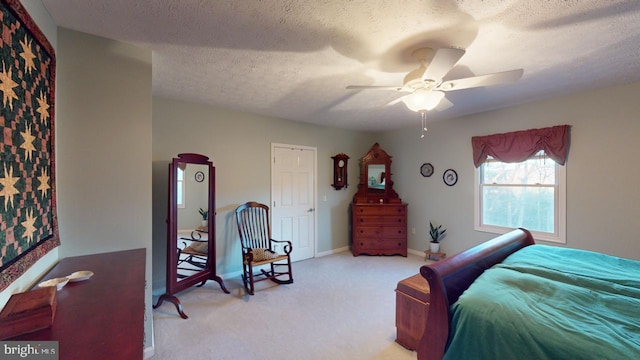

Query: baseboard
<box><xmin>407</xmin><ymin>248</ymin><xmax>426</xmax><ymax>257</ymax></box>
<box><xmin>207</xmin><ymin>246</ymin><xmax>421</xmax><ymax>281</ymax></box>
<box><xmin>219</xmin><ymin>269</ymin><xmax>243</xmax><ymax>280</ymax></box>
<box><xmin>316</xmin><ymin>246</ymin><xmax>349</xmax><ymax>257</ymax></box>
<box><xmin>144</xmin><ymin>316</ymin><xmax>155</xmax><ymax>359</ymax></box>
<box><xmin>144</xmin><ymin>346</ymin><xmax>154</xmax><ymax>359</ymax></box>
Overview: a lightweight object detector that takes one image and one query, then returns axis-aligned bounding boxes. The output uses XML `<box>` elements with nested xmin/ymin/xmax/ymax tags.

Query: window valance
<box><xmin>472</xmin><ymin>125</ymin><xmax>570</xmax><ymax>168</ymax></box>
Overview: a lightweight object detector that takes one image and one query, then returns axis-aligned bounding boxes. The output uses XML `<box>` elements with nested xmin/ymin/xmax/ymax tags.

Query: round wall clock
<box><xmin>420</xmin><ymin>163</ymin><xmax>434</xmax><ymax>177</ymax></box>
<box><xmin>194</xmin><ymin>171</ymin><xmax>205</xmax><ymax>182</ymax></box>
<box><xmin>443</xmin><ymin>169</ymin><xmax>458</xmax><ymax>186</ymax></box>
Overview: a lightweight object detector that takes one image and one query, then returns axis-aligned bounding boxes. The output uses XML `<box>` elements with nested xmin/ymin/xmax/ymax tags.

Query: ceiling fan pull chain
<box><xmin>420</xmin><ymin>111</ymin><xmax>427</xmax><ymax>138</ymax></box>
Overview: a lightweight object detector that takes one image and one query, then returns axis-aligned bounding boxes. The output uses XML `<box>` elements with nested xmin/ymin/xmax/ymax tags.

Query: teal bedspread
<box><xmin>444</xmin><ymin>245</ymin><xmax>640</xmax><ymax>360</ymax></box>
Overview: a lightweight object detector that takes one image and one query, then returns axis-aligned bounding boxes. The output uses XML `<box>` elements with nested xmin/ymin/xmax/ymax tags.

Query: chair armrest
<box><xmin>271</xmin><ymin>239</ymin><xmax>293</xmax><ymax>254</ymax></box>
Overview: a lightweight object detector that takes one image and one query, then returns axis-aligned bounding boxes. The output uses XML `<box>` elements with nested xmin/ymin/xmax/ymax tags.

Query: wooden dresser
<box><xmin>352</xmin><ymin>203</ymin><xmax>408</xmax><ymax>256</ymax></box>
<box><xmin>13</xmin><ymin>248</ymin><xmax>146</xmax><ymax>360</ymax></box>
<box><xmin>350</xmin><ymin>143</ymin><xmax>407</xmax><ymax>256</ymax></box>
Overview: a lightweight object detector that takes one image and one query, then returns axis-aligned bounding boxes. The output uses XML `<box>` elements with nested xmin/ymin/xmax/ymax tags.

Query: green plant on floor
<box><xmin>198</xmin><ymin>208</ymin><xmax>208</xmax><ymax>220</ymax></box>
<box><xmin>429</xmin><ymin>221</ymin><xmax>446</xmax><ymax>243</ymax></box>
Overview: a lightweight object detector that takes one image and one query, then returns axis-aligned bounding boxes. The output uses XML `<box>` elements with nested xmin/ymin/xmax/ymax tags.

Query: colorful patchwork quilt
<box><xmin>0</xmin><ymin>0</ymin><xmax>58</xmax><ymax>291</ymax></box>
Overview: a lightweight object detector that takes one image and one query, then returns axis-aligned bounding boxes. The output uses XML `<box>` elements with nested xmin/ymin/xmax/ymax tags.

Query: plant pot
<box><xmin>201</xmin><ymin>220</ymin><xmax>208</xmax><ymax>227</ymax></box>
<box><xmin>429</xmin><ymin>242</ymin><xmax>440</xmax><ymax>253</ymax></box>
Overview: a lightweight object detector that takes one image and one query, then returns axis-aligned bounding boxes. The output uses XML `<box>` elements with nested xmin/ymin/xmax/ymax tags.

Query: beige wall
<box><xmin>152</xmin><ymin>97</ymin><xmax>376</xmax><ymax>291</ymax></box>
<box><xmin>55</xmin><ymin>27</ymin><xmax>154</xmax><ymax>350</ymax></box>
<box><xmin>380</xmin><ymin>81</ymin><xmax>640</xmax><ymax>260</ymax></box>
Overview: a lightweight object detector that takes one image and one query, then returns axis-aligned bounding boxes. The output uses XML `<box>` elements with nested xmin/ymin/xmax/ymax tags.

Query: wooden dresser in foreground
<box><xmin>12</xmin><ymin>248</ymin><xmax>146</xmax><ymax>360</ymax></box>
<box><xmin>352</xmin><ymin>203</ymin><xmax>408</xmax><ymax>256</ymax></box>
<box><xmin>396</xmin><ymin>273</ymin><xmax>431</xmax><ymax>350</ymax></box>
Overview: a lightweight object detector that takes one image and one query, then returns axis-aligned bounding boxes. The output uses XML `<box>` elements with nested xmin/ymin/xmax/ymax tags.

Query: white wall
<box><xmin>381</xmin><ymin>81</ymin><xmax>640</xmax><ymax>260</ymax></box>
<box><xmin>152</xmin><ymin>97</ymin><xmax>376</xmax><ymax>291</ymax></box>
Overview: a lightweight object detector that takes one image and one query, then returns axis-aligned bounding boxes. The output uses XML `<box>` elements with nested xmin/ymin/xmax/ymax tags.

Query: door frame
<box><xmin>270</xmin><ymin>143</ymin><xmax>318</xmax><ymax>260</ymax></box>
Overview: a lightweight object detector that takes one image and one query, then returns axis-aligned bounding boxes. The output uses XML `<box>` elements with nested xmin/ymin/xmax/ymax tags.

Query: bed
<box><xmin>417</xmin><ymin>228</ymin><xmax>640</xmax><ymax>360</ymax></box>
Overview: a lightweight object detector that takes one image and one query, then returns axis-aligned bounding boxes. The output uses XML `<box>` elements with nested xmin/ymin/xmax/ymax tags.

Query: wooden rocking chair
<box><xmin>235</xmin><ymin>202</ymin><xmax>294</xmax><ymax>295</ymax></box>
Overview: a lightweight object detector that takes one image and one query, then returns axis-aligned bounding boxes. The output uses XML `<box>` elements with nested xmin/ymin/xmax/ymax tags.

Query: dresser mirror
<box><xmin>153</xmin><ymin>153</ymin><xmax>228</xmax><ymax>319</ymax></box>
<box><xmin>353</xmin><ymin>143</ymin><xmax>400</xmax><ymax>203</ymax></box>
<box><xmin>367</xmin><ymin>164</ymin><xmax>386</xmax><ymax>192</ymax></box>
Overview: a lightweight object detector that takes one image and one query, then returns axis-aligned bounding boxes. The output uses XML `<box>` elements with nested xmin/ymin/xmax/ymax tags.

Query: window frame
<box><xmin>177</xmin><ymin>167</ymin><xmax>186</xmax><ymax>209</ymax></box>
<box><xmin>474</xmin><ymin>154</ymin><xmax>566</xmax><ymax>244</ymax></box>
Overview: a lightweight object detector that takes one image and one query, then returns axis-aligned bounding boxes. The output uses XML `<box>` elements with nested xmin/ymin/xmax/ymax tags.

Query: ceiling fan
<box><xmin>346</xmin><ymin>47</ymin><xmax>524</xmax><ymax>113</ymax></box>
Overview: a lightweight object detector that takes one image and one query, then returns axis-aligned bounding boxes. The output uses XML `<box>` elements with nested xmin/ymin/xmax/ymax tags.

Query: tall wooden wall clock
<box><xmin>331</xmin><ymin>153</ymin><xmax>349</xmax><ymax>190</ymax></box>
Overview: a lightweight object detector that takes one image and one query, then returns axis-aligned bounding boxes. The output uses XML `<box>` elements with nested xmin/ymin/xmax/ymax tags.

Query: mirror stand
<box><xmin>153</xmin><ymin>153</ymin><xmax>229</xmax><ymax>319</ymax></box>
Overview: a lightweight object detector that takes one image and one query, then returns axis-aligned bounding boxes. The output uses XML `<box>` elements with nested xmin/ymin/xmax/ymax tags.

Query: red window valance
<box><xmin>472</xmin><ymin>125</ymin><xmax>570</xmax><ymax>168</ymax></box>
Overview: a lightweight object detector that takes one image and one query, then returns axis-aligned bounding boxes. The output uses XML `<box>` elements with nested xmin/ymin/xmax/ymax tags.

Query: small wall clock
<box><xmin>194</xmin><ymin>171</ymin><xmax>205</xmax><ymax>183</ymax></box>
<box><xmin>331</xmin><ymin>153</ymin><xmax>349</xmax><ymax>190</ymax></box>
<box><xmin>420</xmin><ymin>163</ymin><xmax>434</xmax><ymax>177</ymax></box>
<box><xmin>443</xmin><ymin>169</ymin><xmax>458</xmax><ymax>186</ymax></box>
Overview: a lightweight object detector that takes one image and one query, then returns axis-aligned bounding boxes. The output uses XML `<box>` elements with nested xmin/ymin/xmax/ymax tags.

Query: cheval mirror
<box><xmin>153</xmin><ymin>153</ymin><xmax>229</xmax><ymax>319</ymax></box>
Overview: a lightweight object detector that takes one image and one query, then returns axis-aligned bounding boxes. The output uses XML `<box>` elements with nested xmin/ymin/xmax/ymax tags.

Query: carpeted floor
<box><xmin>152</xmin><ymin>251</ymin><xmax>429</xmax><ymax>359</ymax></box>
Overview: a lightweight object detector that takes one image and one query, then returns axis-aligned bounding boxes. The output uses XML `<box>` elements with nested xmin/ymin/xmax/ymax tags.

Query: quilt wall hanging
<box><xmin>0</xmin><ymin>0</ymin><xmax>58</xmax><ymax>291</ymax></box>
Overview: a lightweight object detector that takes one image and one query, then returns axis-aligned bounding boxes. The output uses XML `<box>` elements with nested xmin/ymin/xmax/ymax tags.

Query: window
<box><xmin>177</xmin><ymin>167</ymin><xmax>185</xmax><ymax>208</ymax></box>
<box><xmin>475</xmin><ymin>151</ymin><xmax>566</xmax><ymax>243</ymax></box>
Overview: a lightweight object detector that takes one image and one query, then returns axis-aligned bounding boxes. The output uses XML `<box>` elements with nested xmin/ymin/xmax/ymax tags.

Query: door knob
<box><xmin>307</xmin><ymin>208</ymin><xmax>315</xmax><ymax>212</ymax></box>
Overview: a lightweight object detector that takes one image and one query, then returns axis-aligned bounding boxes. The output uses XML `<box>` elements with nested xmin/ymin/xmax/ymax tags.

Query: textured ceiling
<box><xmin>41</xmin><ymin>0</ymin><xmax>640</xmax><ymax>132</ymax></box>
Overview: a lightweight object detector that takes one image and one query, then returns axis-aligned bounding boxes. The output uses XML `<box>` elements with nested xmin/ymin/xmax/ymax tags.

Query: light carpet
<box><xmin>152</xmin><ymin>251</ymin><xmax>429</xmax><ymax>360</ymax></box>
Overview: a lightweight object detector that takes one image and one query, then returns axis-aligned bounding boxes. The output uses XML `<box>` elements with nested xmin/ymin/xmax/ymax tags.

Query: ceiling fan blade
<box><xmin>438</xmin><ymin>69</ymin><xmax>524</xmax><ymax>91</ymax></box>
<box><xmin>385</xmin><ymin>95</ymin><xmax>408</xmax><ymax>107</ymax></box>
<box><xmin>421</xmin><ymin>47</ymin><xmax>466</xmax><ymax>82</ymax></box>
<box><xmin>436</xmin><ymin>97</ymin><xmax>454</xmax><ymax>111</ymax></box>
<box><xmin>346</xmin><ymin>85</ymin><xmax>404</xmax><ymax>91</ymax></box>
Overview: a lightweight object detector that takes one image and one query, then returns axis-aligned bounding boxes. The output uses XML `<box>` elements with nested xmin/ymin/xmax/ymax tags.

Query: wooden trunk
<box><xmin>396</xmin><ymin>273</ymin><xmax>430</xmax><ymax>350</ymax></box>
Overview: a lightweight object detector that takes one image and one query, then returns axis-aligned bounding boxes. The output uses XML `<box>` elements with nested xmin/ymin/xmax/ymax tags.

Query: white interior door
<box><xmin>271</xmin><ymin>144</ymin><xmax>316</xmax><ymax>262</ymax></box>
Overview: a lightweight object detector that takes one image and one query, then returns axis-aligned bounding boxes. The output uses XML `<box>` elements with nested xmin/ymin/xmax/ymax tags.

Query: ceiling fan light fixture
<box><xmin>402</xmin><ymin>90</ymin><xmax>444</xmax><ymax>112</ymax></box>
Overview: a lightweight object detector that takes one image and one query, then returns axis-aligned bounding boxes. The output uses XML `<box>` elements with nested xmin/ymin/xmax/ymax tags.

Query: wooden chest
<box><xmin>395</xmin><ymin>273</ymin><xmax>430</xmax><ymax>350</ymax></box>
<box><xmin>352</xmin><ymin>203</ymin><xmax>407</xmax><ymax>256</ymax></box>
<box><xmin>0</xmin><ymin>287</ymin><xmax>57</xmax><ymax>340</ymax></box>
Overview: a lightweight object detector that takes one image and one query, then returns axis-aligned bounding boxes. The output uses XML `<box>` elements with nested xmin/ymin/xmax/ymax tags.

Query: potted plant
<box><xmin>198</xmin><ymin>208</ymin><xmax>208</xmax><ymax>227</ymax></box>
<box><xmin>429</xmin><ymin>221</ymin><xmax>446</xmax><ymax>253</ymax></box>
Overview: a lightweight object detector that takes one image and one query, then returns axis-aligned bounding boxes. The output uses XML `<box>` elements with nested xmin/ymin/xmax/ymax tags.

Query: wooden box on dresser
<box><xmin>352</xmin><ymin>203</ymin><xmax>408</xmax><ymax>256</ymax></box>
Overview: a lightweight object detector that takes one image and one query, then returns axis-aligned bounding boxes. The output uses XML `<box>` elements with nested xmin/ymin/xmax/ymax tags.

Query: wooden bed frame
<box><xmin>417</xmin><ymin>228</ymin><xmax>535</xmax><ymax>360</ymax></box>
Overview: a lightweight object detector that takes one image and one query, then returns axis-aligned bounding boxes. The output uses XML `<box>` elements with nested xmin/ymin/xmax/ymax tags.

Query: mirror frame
<box><xmin>353</xmin><ymin>143</ymin><xmax>401</xmax><ymax>204</ymax></box>
<box><xmin>154</xmin><ymin>153</ymin><xmax>228</xmax><ymax>319</ymax></box>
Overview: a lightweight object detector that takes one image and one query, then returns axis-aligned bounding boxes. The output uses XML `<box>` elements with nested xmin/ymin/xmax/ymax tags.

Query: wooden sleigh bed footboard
<box><xmin>417</xmin><ymin>228</ymin><xmax>535</xmax><ymax>360</ymax></box>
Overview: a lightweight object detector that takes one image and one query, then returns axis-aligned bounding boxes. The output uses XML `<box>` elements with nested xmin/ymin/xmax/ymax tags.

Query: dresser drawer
<box><xmin>355</xmin><ymin>238</ymin><xmax>406</xmax><ymax>250</ymax></box>
<box><xmin>355</xmin><ymin>226</ymin><xmax>406</xmax><ymax>238</ymax></box>
<box><xmin>351</xmin><ymin>202</ymin><xmax>408</xmax><ymax>257</ymax></box>
<box><xmin>354</xmin><ymin>204</ymin><xmax>407</xmax><ymax>216</ymax></box>
<box><xmin>355</xmin><ymin>215</ymin><xmax>406</xmax><ymax>225</ymax></box>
